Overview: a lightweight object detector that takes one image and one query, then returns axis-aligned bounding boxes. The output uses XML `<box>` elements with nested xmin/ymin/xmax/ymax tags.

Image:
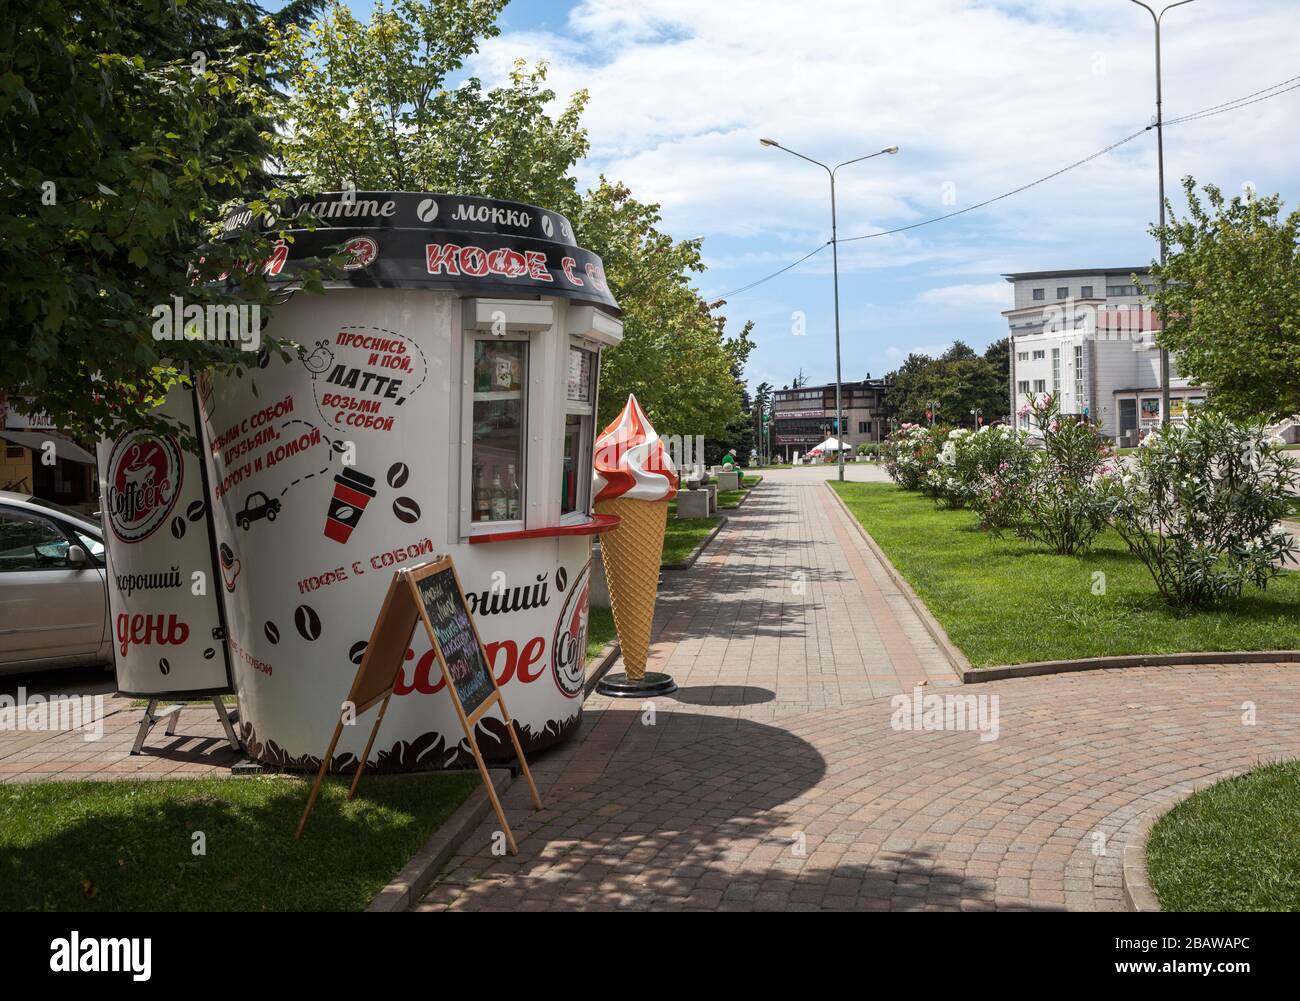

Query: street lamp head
<box><xmin>882</xmin><ymin>145</ymin><xmax>899</xmax><ymax>154</ymax></box>
<box><xmin>759</xmin><ymin>137</ymin><xmax>780</xmax><ymax>147</ymax></box>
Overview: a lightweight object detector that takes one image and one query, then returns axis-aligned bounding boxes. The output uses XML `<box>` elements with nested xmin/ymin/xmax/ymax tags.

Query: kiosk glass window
<box><xmin>562</xmin><ymin>346</ymin><xmax>597</xmax><ymax>517</ymax></box>
<box><xmin>470</xmin><ymin>339</ymin><xmax>526</xmax><ymax>523</ymax></box>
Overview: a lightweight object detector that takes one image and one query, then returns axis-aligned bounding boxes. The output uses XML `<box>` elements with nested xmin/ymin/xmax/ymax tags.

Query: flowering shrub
<box><xmin>882</xmin><ymin>424</ymin><xmax>945</xmax><ymax>490</ymax></box>
<box><xmin>925</xmin><ymin>425</ymin><xmax>1032</xmax><ymax>509</ymax></box>
<box><xmin>985</xmin><ymin>393</ymin><xmax>1114</xmax><ymax>554</ymax></box>
<box><xmin>1108</xmin><ymin>415</ymin><xmax>1299</xmax><ymax>607</ymax></box>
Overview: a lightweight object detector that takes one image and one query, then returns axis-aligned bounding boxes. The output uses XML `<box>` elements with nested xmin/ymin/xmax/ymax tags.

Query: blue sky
<box><xmin>279</xmin><ymin>1</ymin><xmax>1300</xmax><ymax>393</ymax></box>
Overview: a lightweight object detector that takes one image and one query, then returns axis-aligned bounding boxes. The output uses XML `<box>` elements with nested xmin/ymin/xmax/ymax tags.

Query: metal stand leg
<box><xmin>213</xmin><ymin>697</ymin><xmax>243</xmax><ymax>753</ymax></box>
<box><xmin>130</xmin><ymin>696</ymin><xmax>241</xmax><ymax>754</ymax></box>
<box><xmin>131</xmin><ymin>698</ymin><xmax>159</xmax><ymax>755</ymax></box>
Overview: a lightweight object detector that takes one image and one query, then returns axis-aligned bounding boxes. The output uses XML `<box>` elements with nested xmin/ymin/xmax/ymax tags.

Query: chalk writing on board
<box><xmin>415</xmin><ymin>568</ymin><xmax>494</xmax><ymax>716</ymax></box>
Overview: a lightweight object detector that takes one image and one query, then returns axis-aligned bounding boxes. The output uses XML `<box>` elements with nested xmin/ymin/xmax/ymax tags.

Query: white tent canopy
<box><xmin>805</xmin><ymin>436</ymin><xmax>848</xmax><ymax>456</ymax></box>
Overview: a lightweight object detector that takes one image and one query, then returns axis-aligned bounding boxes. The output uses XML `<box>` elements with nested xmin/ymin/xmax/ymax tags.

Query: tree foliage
<box><xmin>271</xmin><ymin>0</ymin><xmax>752</xmax><ymax>444</ymax></box>
<box><xmin>882</xmin><ymin>340</ymin><xmax>1008</xmax><ymax>427</ymax></box>
<box><xmin>1</xmin><ymin>0</ymin><xmax>323</xmax><ymax>437</ymax></box>
<box><xmin>1149</xmin><ymin>178</ymin><xmax>1300</xmax><ymax>421</ymax></box>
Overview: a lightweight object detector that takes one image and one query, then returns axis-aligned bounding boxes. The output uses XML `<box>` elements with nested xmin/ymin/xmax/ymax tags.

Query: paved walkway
<box><xmin>5</xmin><ymin>466</ymin><xmax>1297</xmax><ymax>912</ymax></box>
<box><xmin>419</xmin><ymin>468</ymin><xmax>1300</xmax><ymax>911</ymax></box>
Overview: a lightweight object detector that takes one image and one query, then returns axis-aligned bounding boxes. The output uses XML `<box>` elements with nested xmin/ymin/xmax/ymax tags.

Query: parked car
<box><xmin>0</xmin><ymin>491</ymin><xmax>112</xmax><ymax>675</ymax></box>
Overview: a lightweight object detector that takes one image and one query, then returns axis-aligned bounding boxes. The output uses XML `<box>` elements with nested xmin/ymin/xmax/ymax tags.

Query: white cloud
<box><xmin>465</xmin><ymin>0</ymin><xmax>1300</xmax><ymax>386</ymax></box>
<box><xmin>916</xmin><ymin>283</ymin><xmax>1013</xmax><ymax>311</ymax></box>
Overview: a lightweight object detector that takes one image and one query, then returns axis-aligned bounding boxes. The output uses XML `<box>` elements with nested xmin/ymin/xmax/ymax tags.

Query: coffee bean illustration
<box><xmin>264</xmin><ymin>621</ymin><xmax>280</xmax><ymax>645</ymax></box>
<box><xmin>349</xmin><ymin>641</ymin><xmax>368</xmax><ymax>665</ymax></box>
<box><xmin>392</xmin><ymin>496</ymin><xmax>420</xmax><ymax>524</ymax></box>
<box><xmin>170</xmin><ymin>515</ymin><xmax>186</xmax><ymax>540</ymax></box>
<box><xmin>186</xmin><ymin>499</ymin><xmax>206</xmax><ymax>522</ymax></box>
<box><xmin>159</xmin><ymin>657</ymin><xmax>171</xmax><ymax>676</ymax></box>
<box><xmin>203</xmin><ymin>647</ymin><xmax>215</xmax><ymax>660</ymax></box>
<box><xmin>386</xmin><ymin>462</ymin><xmax>409</xmax><ymax>488</ymax></box>
<box><xmin>556</xmin><ymin>566</ymin><xmax>568</xmax><ymax>592</ymax></box>
<box><xmin>219</xmin><ymin>542</ymin><xmax>235</xmax><ymax>569</ymax></box>
<box><xmin>295</xmin><ymin>604</ymin><xmax>322</xmax><ymax>641</ymax></box>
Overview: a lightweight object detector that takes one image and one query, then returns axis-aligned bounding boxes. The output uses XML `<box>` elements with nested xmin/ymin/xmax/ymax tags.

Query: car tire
<box><xmin>267</xmin><ymin>510</ymin><xmax>276</xmax><ymax>522</ymax></box>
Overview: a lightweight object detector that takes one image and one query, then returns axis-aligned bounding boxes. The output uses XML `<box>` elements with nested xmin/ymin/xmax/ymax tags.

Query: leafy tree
<box><xmin>271</xmin><ymin>0</ymin><xmax>752</xmax><ymax>445</ymax></box>
<box><xmin>882</xmin><ymin>341</ymin><xmax>1008</xmax><ymax>428</ymax></box>
<box><xmin>576</xmin><ymin>181</ymin><xmax>752</xmax><ymax>444</ymax></box>
<box><xmin>984</xmin><ymin>336</ymin><xmax>1009</xmax><ymax>389</ymax></box>
<box><xmin>1148</xmin><ymin>178</ymin><xmax>1300</xmax><ymax>420</ymax></box>
<box><xmin>1</xmin><ymin>0</ymin><xmax>323</xmax><ymax>437</ymax></box>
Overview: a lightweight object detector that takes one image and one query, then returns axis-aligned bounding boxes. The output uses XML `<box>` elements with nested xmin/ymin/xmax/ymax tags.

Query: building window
<box><xmin>1073</xmin><ymin>345</ymin><xmax>1085</xmax><ymax>412</ymax></box>
<box><xmin>1080</xmin><ymin>285</ymin><xmax>1093</xmax><ymax>298</ymax></box>
<box><xmin>1051</xmin><ymin>348</ymin><xmax>1060</xmax><ymax>393</ymax></box>
<box><xmin>1033</xmin><ymin>379</ymin><xmax>1046</xmax><ymax>394</ymax></box>
<box><xmin>1017</xmin><ymin>380</ymin><xmax>1030</xmax><ymax>395</ymax></box>
<box><xmin>562</xmin><ymin>346</ymin><xmax>597</xmax><ymax>518</ymax></box>
<box><xmin>1032</xmin><ymin>288</ymin><xmax>1045</xmax><ymax>301</ymax></box>
<box><xmin>1056</xmin><ymin>287</ymin><xmax>1069</xmax><ymax>299</ymax></box>
<box><xmin>858</xmin><ymin>421</ymin><xmax>870</xmax><ymax>434</ymax></box>
<box><xmin>469</xmin><ymin>338</ymin><xmax>526</xmax><ymax>524</ymax></box>
<box><xmin>1032</xmin><ymin>350</ymin><xmax>1045</xmax><ymax>360</ymax></box>
<box><xmin>1017</xmin><ymin>351</ymin><xmax>1029</xmax><ymax>362</ymax></box>
<box><xmin>1107</xmin><ymin>284</ymin><xmax>1139</xmax><ymax>297</ymax></box>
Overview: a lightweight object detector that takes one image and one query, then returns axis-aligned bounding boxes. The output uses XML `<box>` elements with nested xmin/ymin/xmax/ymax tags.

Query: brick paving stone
<box><xmin>413</xmin><ymin>467</ymin><xmax>1300</xmax><ymax>912</ymax></box>
<box><xmin>5</xmin><ymin>466</ymin><xmax>1296</xmax><ymax>913</ymax></box>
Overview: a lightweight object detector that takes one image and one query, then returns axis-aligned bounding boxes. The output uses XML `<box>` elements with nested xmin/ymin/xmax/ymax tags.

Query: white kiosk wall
<box><xmin>197</xmin><ymin>288</ymin><xmax>617</xmax><ymax>771</ymax></box>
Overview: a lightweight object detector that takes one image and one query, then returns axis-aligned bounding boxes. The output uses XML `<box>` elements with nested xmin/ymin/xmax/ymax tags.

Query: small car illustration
<box><xmin>237</xmin><ymin>491</ymin><xmax>281</xmax><ymax>530</ymax></box>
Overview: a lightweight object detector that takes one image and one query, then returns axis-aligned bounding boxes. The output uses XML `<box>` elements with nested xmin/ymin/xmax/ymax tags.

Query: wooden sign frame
<box><xmin>294</xmin><ymin>557</ymin><xmax>542</xmax><ymax>850</ymax></box>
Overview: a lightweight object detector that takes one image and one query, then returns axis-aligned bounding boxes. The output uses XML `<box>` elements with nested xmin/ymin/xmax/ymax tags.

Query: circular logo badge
<box><xmin>415</xmin><ymin>197</ymin><xmax>439</xmax><ymax>223</ymax></box>
<box><xmin>342</xmin><ymin>236</ymin><xmax>379</xmax><ymax>270</ymax></box>
<box><xmin>551</xmin><ymin>561</ymin><xmax>590</xmax><ymax>698</ymax></box>
<box><xmin>105</xmin><ymin>431</ymin><xmax>184</xmax><ymax>543</ymax></box>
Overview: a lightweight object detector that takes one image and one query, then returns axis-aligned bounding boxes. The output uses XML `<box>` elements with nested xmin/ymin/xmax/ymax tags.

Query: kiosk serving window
<box><xmin>469</xmin><ymin>339</ymin><xmax>526</xmax><ymax>524</ymax></box>
<box><xmin>562</xmin><ymin>345</ymin><xmax>597</xmax><ymax>518</ymax></box>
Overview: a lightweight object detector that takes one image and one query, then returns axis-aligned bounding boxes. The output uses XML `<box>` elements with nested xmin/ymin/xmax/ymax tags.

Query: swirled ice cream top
<box><xmin>592</xmin><ymin>395</ymin><xmax>678</xmax><ymax>503</ymax></box>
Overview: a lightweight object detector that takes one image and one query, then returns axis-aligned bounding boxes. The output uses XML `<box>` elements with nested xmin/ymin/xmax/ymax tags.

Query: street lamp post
<box><xmin>760</xmin><ymin>138</ymin><xmax>899</xmax><ymax>481</ymax></box>
<box><xmin>1129</xmin><ymin>0</ymin><xmax>1195</xmax><ymax>427</ymax></box>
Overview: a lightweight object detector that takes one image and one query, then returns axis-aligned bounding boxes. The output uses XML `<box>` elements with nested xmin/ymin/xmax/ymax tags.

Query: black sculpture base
<box><xmin>595</xmin><ymin>671</ymin><xmax>678</xmax><ymax>698</ymax></box>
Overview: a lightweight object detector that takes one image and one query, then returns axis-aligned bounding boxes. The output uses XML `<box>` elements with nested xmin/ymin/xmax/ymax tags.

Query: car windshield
<box><xmin>23</xmin><ymin>496</ymin><xmax>103</xmax><ymax>536</ymax></box>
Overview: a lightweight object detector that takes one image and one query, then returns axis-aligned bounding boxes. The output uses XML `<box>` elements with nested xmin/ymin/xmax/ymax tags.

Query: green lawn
<box><xmin>0</xmin><ymin>773</ymin><xmax>477</xmax><ymax>911</ymax></box>
<box><xmin>586</xmin><ymin>605</ymin><xmax>615</xmax><ymax>660</ymax></box>
<box><xmin>716</xmin><ymin>489</ymin><xmax>745</xmax><ymax>508</ymax></box>
<box><xmin>829</xmin><ymin>481</ymin><xmax>1300</xmax><ymax>666</ymax></box>
<box><xmin>1147</xmin><ymin>760</ymin><xmax>1300</xmax><ymax>911</ymax></box>
<box><xmin>663</xmin><ymin>499</ymin><xmax>722</xmax><ymax>565</ymax></box>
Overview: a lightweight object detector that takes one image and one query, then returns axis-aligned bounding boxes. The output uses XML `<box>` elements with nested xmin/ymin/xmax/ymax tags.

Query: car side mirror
<box><xmin>67</xmin><ymin>545</ymin><xmax>89</xmax><ymax>566</ymax></box>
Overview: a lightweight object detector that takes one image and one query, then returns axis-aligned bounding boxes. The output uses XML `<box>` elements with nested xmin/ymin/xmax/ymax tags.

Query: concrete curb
<box><xmin>965</xmin><ymin>650</ymin><xmax>1300</xmax><ymax>684</ymax></box>
<box><xmin>366</xmin><ymin>767</ymin><xmax>513</xmax><ymax>912</ymax></box>
<box><xmin>662</xmin><ymin>515</ymin><xmax>728</xmax><ymax>571</ymax></box>
<box><xmin>584</xmin><ymin>638</ymin><xmax>622</xmax><ymax>698</ymax></box>
<box><xmin>1121</xmin><ymin>758</ymin><xmax>1295</xmax><ymax>912</ymax></box>
<box><xmin>825</xmin><ymin>482</ymin><xmax>1300</xmax><ymax>685</ymax></box>
<box><xmin>824</xmin><ymin>483</ymin><xmax>973</xmax><ymax>678</ymax></box>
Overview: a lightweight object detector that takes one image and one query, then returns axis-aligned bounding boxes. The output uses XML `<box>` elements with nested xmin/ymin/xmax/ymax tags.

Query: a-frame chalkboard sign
<box><xmin>294</xmin><ymin>557</ymin><xmax>543</xmax><ymax>850</ymax></box>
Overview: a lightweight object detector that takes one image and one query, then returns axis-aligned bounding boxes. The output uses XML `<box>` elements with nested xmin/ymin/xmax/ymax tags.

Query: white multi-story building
<box><xmin>1002</xmin><ymin>267</ymin><xmax>1204</xmax><ymax>442</ymax></box>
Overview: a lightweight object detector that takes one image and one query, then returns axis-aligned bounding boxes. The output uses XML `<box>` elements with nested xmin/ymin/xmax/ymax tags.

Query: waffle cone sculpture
<box><xmin>592</xmin><ymin>396</ymin><xmax>678</xmax><ymax>682</ymax></box>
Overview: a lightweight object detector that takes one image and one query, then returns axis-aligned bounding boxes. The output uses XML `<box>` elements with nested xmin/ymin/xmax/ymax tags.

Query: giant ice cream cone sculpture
<box><xmin>593</xmin><ymin>396</ymin><xmax>678</xmax><ymax>690</ymax></box>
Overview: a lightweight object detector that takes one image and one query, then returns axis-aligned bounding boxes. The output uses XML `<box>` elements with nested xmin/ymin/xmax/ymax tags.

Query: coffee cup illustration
<box><xmin>324</xmin><ymin>468</ymin><xmax>377</xmax><ymax>543</ymax></box>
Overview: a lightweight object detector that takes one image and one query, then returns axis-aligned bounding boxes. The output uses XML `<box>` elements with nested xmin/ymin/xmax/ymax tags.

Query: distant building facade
<box><xmin>1002</xmin><ymin>267</ymin><xmax>1204</xmax><ymax>442</ymax></box>
<box><xmin>771</xmin><ymin>378</ymin><xmax>889</xmax><ymax>460</ymax></box>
